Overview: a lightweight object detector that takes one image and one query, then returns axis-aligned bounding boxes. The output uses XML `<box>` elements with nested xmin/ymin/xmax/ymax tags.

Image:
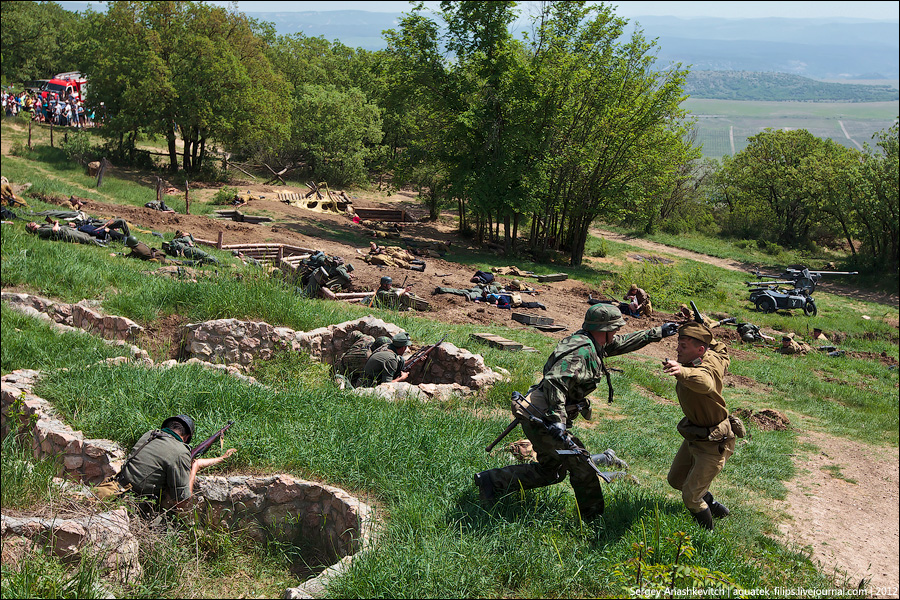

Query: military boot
<box><xmin>474</xmin><ymin>471</ymin><xmax>497</xmax><ymax>507</ymax></box>
<box><xmin>702</xmin><ymin>492</ymin><xmax>730</xmax><ymax>518</ymax></box>
<box><xmin>591</xmin><ymin>449</ymin><xmax>629</xmax><ymax>470</ymax></box>
<box><xmin>690</xmin><ymin>507</ymin><xmax>714</xmax><ymax>530</ymax></box>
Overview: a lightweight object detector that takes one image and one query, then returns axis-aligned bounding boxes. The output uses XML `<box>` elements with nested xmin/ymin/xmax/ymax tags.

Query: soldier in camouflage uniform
<box><xmin>338</xmin><ymin>331</ymin><xmax>376</xmax><ymax>387</ymax></box>
<box><xmin>474</xmin><ymin>305</ymin><xmax>678</xmax><ymax>521</ymax></box>
<box><xmin>164</xmin><ymin>232</ymin><xmax>219</xmax><ymax>265</ymax></box>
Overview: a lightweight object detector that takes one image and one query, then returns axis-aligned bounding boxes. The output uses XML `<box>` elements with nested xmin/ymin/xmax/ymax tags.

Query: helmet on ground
<box><xmin>380</xmin><ymin>276</ymin><xmax>393</xmax><ymax>287</ymax></box>
<box><xmin>161</xmin><ymin>415</ymin><xmax>196</xmax><ymax>443</ymax></box>
<box><xmin>125</xmin><ymin>235</ymin><xmax>139</xmax><ymax>248</ymax></box>
<box><xmin>391</xmin><ymin>332</ymin><xmax>412</xmax><ymax>348</ymax></box>
<box><xmin>582</xmin><ymin>304</ymin><xmax>626</xmax><ymax>332</ymax></box>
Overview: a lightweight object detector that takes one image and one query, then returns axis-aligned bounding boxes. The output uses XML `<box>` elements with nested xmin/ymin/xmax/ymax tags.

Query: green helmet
<box><xmin>161</xmin><ymin>414</ymin><xmax>195</xmax><ymax>444</ymax></box>
<box><xmin>582</xmin><ymin>304</ymin><xmax>626</xmax><ymax>332</ymax></box>
<box><xmin>380</xmin><ymin>276</ymin><xmax>393</xmax><ymax>287</ymax></box>
<box><xmin>391</xmin><ymin>332</ymin><xmax>412</xmax><ymax>348</ymax></box>
<box><xmin>372</xmin><ymin>336</ymin><xmax>392</xmax><ymax>349</ymax></box>
<box><xmin>125</xmin><ymin>235</ymin><xmax>139</xmax><ymax>248</ymax></box>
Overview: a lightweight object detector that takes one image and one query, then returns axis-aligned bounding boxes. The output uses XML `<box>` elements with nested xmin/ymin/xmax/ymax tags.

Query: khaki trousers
<box><xmin>667</xmin><ymin>437</ymin><xmax>734</xmax><ymax>512</ymax></box>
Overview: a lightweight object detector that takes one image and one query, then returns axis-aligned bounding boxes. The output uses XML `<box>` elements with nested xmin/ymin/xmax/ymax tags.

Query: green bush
<box><xmin>212</xmin><ymin>185</ymin><xmax>238</xmax><ymax>205</ymax></box>
<box><xmin>58</xmin><ymin>129</ymin><xmax>96</xmax><ymax>166</ymax></box>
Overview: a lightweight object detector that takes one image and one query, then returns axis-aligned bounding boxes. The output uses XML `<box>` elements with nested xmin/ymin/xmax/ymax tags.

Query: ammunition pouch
<box><xmin>728</xmin><ymin>415</ymin><xmax>746</xmax><ymax>438</ymax></box>
<box><xmin>93</xmin><ymin>475</ymin><xmax>130</xmax><ymax>500</ymax></box>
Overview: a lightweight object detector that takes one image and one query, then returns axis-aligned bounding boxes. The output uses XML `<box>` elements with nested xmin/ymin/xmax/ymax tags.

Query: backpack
<box><xmin>471</xmin><ymin>270</ymin><xmax>494</xmax><ymax>285</ymax></box>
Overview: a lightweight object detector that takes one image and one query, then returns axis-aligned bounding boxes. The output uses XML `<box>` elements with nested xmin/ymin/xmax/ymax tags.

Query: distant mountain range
<box><xmin>59</xmin><ymin>4</ymin><xmax>899</xmax><ymax>80</ymax></box>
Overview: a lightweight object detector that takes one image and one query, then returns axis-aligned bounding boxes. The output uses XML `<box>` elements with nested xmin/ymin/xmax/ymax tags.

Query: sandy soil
<box><xmin>777</xmin><ymin>431</ymin><xmax>899</xmax><ymax>597</ymax></box>
<box><xmin>5</xmin><ymin>152</ymin><xmax>898</xmax><ymax>595</ymax></box>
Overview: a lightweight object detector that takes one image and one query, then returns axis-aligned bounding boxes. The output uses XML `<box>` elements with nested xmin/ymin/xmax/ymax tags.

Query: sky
<box><xmin>63</xmin><ymin>1</ymin><xmax>900</xmax><ymax>21</ymax></box>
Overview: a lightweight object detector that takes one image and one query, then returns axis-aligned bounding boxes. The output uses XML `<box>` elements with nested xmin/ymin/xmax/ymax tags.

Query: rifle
<box><xmin>402</xmin><ymin>334</ymin><xmax>447</xmax><ymax>373</ymax></box>
<box><xmin>190</xmin><ymin>420</ymin><xmax>235</xmax><ymax>460</ymax></box>
<box><xmin>689</xmin><ymin>300</ymin><xmax>706</xmax><ymax>325</ymax></box>
<box><xmin>506</xmin><ymin>392</ymin><xmax>612</xmax><ymax>483</ymax></box>
<box><xmin>485</xmin><ymin>396</ymin><xmax>590</xmax><ymax>453</ymax></box>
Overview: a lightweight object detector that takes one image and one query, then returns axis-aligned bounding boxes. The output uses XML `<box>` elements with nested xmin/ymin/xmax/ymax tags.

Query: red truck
<box><xmin>41</xmin><ymin>72</ymin><xmax>88</xmax><ymax>101</ymax></box>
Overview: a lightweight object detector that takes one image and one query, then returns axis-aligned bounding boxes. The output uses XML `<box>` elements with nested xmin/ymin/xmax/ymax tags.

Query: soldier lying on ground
<box><xmin>124</xmin><ymin>235</ymin><xmax>168</xmax><ymax>262</ymax></box>
<box><xmin>163</xmin><ymin>232</ymin><xmax>219</xmax><ymax>265</ymax></box>
<box><xmin>26</xmin><ymin>220</ymin><xmax>105</xmax><ymax>246</ymax></box>
<box><xmin>776</xmin><ymin>334</ymin><xmax>813</xmax><ymax>355</ymax></box>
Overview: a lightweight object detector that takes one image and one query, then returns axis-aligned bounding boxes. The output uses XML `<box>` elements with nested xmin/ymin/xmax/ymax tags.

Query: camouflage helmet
<box><xmin>125</xmin><ymin>235</ymin><xmax>140</xmax><ymax>248</ymax></box>
<box><xmin>583</xmin><ymin>304</ymin><xmax>626</xmax><ymax>332</ymax></box>
<box><xmin>161</xmin><ymin>414</ymin><xmax>195</xmax><ymax>444</ymax></box>
<box><xmin>391</xmin><ymin>332</ymin><xmax>412</xmax><ymax>348</ymax></box>
<box><xmin>372</xmin><ymin>336</ymin><xmax>392</xmax><ymax>350</ymax></box>
<box><xmin>380</xmin><ymin>276</ymin><xmax>393</xmax><ymax>287</ymax></box>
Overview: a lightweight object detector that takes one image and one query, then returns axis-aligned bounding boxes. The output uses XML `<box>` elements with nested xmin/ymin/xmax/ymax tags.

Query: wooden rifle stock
<box><xmin>190</xmin><ymin>420</ymin><xmax>234</xmax><ymax>460</ymax></box>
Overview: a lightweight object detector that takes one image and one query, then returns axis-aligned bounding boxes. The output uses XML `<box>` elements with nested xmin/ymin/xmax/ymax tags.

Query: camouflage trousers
<box><xmin>479</xmin><ymin>421</ymin><xmax>604</xmax><ymax>519</ymax></box>
<box><xmin>666</xmin><ymin>438</ymin><xmax>734</xmax><ymax>512</ymax></box>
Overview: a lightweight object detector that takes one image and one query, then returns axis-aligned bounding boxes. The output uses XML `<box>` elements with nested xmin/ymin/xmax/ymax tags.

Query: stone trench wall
<box><xmin>183</xmin><ymin>315</ymin><xmax>505</xmax><ymax>396</ymax></box>
<box><xmin>0</xmin><ymin>369</ymin><xmax>374</xmax><ymax>598</ymax></box>
<box><xmin>2</xmin><ymin>292</ymin><xmax>145</xmax><ymax>343</ymax></box>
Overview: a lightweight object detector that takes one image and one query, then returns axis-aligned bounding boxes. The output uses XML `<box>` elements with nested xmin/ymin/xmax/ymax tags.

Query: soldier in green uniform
<box><xmin>474</xmin><ymin>305</ymin><xmax>678</xmax><ymax>521</ymax></box>
<box><xmin>362</xmin><ymin>332</ymin><xmax>412</xmax><ymax>385</ymax></box>
<box><xmin>374</xmin><ymin>276</ymin><xmax>415</xmax><ymax>310</ymax></box>
<box><xmin>164</xmin><ymin>232</ymin><xmax>219</xmax><ymax>265</ymax></box>
<box><xmin>662</xmin><ymin>323</ymin><xmax>734</xmax><ymax>530</ymax></box>
<box><xmin>115</xmin><ymin>415</ymin><xmax>235</xmax><ymax>509</ymax></box>
<box><xmin>26</xmin><ymin>220</ymin><xmax>105</xmax><ymax>246</ymax></box>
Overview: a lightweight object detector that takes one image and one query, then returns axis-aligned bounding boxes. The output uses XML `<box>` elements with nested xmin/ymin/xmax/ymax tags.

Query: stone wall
<box><xmin>0</xmin><ymin>368</ymin><xmax>376</xmax><ymax>599</ymax></box>
<box><xmin>182</xmin><ymin>315</ymin><xmax>504</xmax><ymax>397</ymax></box>
<box><xmin>2</xmin><ymin>292</ymin><xmax>145</xmax><ymax>343</ymax></box>
<box><xmin>1</xmin><ymin>508</ymin><xmax>140</xmax><ymax>582</ymax></box>
<box><xmin>1</xmin><ymin>370</ymin><xmax>125</xmax><ymax>485</ymax></box>
<box><xmin>192</xmin><ymin>474</ymin><xmax>374</xmax><ymax>566</ymax></box>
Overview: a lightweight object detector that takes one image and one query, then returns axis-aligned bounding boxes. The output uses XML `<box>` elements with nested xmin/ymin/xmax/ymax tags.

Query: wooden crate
<box><xmin>470</xmin><ymin>333</ymin><xmax>523</xmax><ymax>351</ymax></box>
<box><xmin>512</xmin><ymin>312</ymin><xmax>555</xmax><ymax>326</ymax></box>
<box><xmin>536</xmin><ymin>273</ymin><xmax>568</xmax><ymax>282</ymax></box>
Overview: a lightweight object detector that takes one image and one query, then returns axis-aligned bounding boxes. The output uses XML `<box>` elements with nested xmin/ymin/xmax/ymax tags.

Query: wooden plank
<box><xmin>470</xmin><ymin>333</ymin><xmax>524</xmax><ymax>351</ymax></box>
<box><xmin>536</xmin><ymin>273</ymin><xmax>568</xmax><ymax>282</ymax></box>
<box><xmin>512</xmin><ymin>312</ymin><xmax>554</xmax><ymax>326</ymax></box>
<box><xmin>354</xmin><ymin>208</ymin><xmax>406</xmax><ymax>222</ymax></box>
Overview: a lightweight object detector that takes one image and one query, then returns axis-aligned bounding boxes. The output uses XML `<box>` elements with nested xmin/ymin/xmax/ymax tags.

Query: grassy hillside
<box><xmin>2</xmin><ymin>124</ymin><xmax>898</xmax><ymax>598</ymax></box>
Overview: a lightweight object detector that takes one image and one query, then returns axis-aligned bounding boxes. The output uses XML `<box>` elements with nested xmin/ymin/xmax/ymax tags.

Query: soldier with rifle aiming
<box><xmin>474</xmin><ymin>304</ymin><xmax>678</xmax><ymax>521</ymax></box>
<box><xmin>362</xmin><ymin>332</ymin><xmax>412</xmax><ymax>385</ymax></box>
<box><xmin>96</xmin><ymin>415</ymin><xmax>236</xmax><ymax>512</ymax></box>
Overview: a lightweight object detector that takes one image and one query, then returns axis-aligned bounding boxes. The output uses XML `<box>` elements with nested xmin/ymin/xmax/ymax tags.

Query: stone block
<box><xmin>63</xmin><ymin>454</ymin><xmax>84</xmax><ymax>470</ymax></box>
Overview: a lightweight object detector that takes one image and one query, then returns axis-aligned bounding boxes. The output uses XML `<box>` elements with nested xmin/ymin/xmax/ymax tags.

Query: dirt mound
<box><xmin>732</xmin><ymin>407</ymin><xmax>791</xmax><ymax>431</ymax></box>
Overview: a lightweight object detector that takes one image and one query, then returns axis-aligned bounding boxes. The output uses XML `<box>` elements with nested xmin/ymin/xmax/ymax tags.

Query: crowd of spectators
<box><xmin>1</xmin><ymin>88</ymin><xmax>94</xmax><ymax>128</ymax></box>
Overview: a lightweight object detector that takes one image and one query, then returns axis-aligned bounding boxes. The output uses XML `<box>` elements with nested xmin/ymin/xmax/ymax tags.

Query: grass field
<box><xmin>684</xmin><ymin>98</ymin><xmax>900</xmax><ymax>159</ymax></box>
<box><xmin>2</xmin><ymin>119</ymin><xmax>898</xmax><ymax>598</ymax></box>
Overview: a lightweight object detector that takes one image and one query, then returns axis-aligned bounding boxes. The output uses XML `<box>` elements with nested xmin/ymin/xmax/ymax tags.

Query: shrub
<box><xmin>58</xmin><ymin>130</ymin><xmax>96</xmax><ymax>166</ymax></box>
<box><xmin>212</xmin><ymin>186</ymin><xmax>238</xmax><ymax>205</ymax></box>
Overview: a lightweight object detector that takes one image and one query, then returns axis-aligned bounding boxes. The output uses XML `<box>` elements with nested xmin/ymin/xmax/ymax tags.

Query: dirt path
<box><xmin>592</xmin><ymin>228</ymin><xmax>899</xmax><ymax>309</ymax></box>
<box><xmin>776</xmin><ymin>431</ymin><xmax>899</xmax><ymax>597</ymax></box>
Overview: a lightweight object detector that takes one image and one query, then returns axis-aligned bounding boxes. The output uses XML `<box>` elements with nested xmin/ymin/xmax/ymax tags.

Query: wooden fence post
<box><xmin>217</xmin><ymin>231</ymin><xmax>224</xmax><ymax>250</ymax></box>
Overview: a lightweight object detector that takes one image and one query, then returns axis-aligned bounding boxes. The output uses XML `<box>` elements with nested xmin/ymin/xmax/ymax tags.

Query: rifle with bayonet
<box><xmin>190</xmin><ymin>420</ymin><xmax>235</xmax><ymax>460</ymax></box>
<box><xmin>402</xmin><ymin>334</ymin><xmax>447</xmax><ymax>373</ymax></box>
<box><xmin>485</xmin><ymin>392</ymin><xmax>613</xmax><ymax>483</ymax></box>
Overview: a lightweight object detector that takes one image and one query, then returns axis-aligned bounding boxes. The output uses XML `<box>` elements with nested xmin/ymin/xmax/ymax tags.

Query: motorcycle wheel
<box><xmin>757</xmin><ymin>297</ymin><xmax>776</xmax><ymax>314</ymax></box>
<box><xmin>803</xmin><ymin>300</ymin><xmax>817</xmax><ymax>317</ymax></box>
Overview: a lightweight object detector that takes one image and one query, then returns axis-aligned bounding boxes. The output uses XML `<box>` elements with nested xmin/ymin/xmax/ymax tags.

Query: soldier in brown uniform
<box><xmin>662</xmin><ymin>322</ymin><xmax>734</xmax><ymax>530</ymax></box>
<box><xmin>776</xmin><ymin>334</ymin><xmax>812</xmax><ymax>355</ymax></box>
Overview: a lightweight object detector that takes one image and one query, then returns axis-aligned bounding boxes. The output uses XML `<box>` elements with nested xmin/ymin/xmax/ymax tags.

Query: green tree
<box><xmin>854</xmin><ymin>123</ymin><xmax>899</xmax><ymax>267</ymax></box>
<box><xmin>88</xmin><ymin>1</ymin><xmax>289</xmax><ymax>173</ymax></box>
<box><xmin>292</xmin><ymin>84</ymin><xmax>383</xmax><ymax>186</ymax></box>
<box><xmin>0</xmin><ymin>1</ymin><xmax>80</xmax><ymax>84</ymax></box>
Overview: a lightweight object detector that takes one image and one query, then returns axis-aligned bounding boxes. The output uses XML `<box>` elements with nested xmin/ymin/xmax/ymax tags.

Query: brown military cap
<box><xmin>678</xmin><ymin>322</ymin><xmax>712</xmax><ymax>345</ymax></box>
